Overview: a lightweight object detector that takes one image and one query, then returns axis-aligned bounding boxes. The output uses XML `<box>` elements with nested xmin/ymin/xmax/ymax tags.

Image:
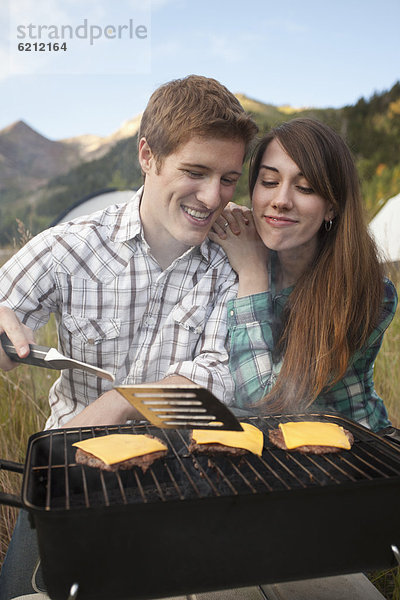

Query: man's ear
<box><xmin>138</xmin><ymin>138</ymin><xmax>154</xmax><ymax>174</ymax></box>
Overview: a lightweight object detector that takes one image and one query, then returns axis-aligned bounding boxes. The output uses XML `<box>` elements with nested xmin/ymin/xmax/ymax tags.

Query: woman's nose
<box><xmin>271</xmin><ymin>185</ymin><xmax>293</xmax><ymax>210</ymax></box>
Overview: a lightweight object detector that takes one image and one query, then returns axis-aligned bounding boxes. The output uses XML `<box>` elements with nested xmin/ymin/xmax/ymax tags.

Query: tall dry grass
<box><xmin>370</xmin><ymin>265</ymin><xmax>400</xmax><ymax>599</ymax></box>
<box><xmin>0</xmin><ymin>320</ymin><xmax>57</xmax><ymax>565</ymax></box>
<box><xmin>374</xmin><ymin>265</ymin><xmax>400</xmax><ymax>428</ymax></box>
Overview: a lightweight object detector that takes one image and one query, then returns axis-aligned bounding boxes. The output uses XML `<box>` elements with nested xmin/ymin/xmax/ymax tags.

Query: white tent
<box><xmin>51</xmin><ymin>189</ymin><xmax>136</xmax><ymax>225</ymax></box>
<box><xmin>368</xmin><ymin>192</ymin><xmax>400</xmax><ymax>263</ymax></box>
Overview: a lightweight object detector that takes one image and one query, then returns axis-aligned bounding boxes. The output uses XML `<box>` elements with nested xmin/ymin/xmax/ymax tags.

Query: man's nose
<box><xmin>197</xmin><ymin>179</ymin><xmax>222</xmax><ymax>210</ymax></box>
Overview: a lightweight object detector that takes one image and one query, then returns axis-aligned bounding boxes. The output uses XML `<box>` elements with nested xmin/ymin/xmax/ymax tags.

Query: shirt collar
<box><xmin>108</xmin><ymin>187</ymin><xmax>144</xmax><ymax>243</ymax></box>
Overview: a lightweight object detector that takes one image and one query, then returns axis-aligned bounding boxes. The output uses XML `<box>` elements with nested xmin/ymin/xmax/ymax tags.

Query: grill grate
<box><xmin>23</xmin><ymin>414</ymin><xmax>400</xmax><ymax>511</ymax></box>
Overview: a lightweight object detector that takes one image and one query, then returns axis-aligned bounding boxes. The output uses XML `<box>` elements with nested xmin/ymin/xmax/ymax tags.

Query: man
<box><xmin>0</xmin><ymin>75</ymin><xmax>257</xmax><ymax>599</ymax></box>
<box><xmin>0</xmin><ymin>75</ymin><xmax>257</xmax><ymax>430</ymax></box>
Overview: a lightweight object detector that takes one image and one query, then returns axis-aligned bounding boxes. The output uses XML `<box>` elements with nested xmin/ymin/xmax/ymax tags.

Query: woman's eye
<box><xmin>297</xmin><ymin>186</ymin><xmax>314</xmax><ymax>194</ymax></box>
<box><xmin>260</xmin><ymin>180</ymin><xmax>278</xmax><ymax>188</ymax></box>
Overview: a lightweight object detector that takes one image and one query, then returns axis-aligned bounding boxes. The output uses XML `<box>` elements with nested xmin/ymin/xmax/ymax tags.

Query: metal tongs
<box><xmin>116</xmin><ymin>384</ymin><xmax>243</xmax><ymax>431</ymax></box>
<box><xmin>0</xmin><ymin>333</ymin><xmax>115</xmax><ymax>382</ymax></box>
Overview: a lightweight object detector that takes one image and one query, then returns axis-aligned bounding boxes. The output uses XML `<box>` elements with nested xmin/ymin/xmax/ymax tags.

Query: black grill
<box><xmin>15</xmin><ymin>413</ymin><xmax>400</xmax><ymax>600</ymax></box>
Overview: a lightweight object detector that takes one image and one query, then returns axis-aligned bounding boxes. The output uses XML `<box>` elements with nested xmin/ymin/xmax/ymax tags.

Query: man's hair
<box><xmin>139</xmin><ymin>74</ymin><xmax>258</xmax><ymax>168</ymax></box>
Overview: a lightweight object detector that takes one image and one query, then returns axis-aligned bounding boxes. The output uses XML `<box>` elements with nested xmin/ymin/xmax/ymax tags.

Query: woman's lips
<box><xmin>264</xmin><ymin>216</ymin><xmax>298</xmax><ymax>227</ymax></box>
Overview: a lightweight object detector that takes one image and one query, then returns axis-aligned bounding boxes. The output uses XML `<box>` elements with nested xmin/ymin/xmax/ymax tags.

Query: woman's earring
<box><xmin>325</xmin><ymin>219</ymin><xmax>333</xmax><ymax>232</ymax></box>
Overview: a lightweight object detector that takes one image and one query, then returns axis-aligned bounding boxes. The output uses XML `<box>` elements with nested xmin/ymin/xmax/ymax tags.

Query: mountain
<box><xmin>0</xmin><ymin>114</ymin><xmax>144</xmax><ymax>244</ymax></box>
<box><xmin>61</xmin><ymin>114</ymin><xmax>142</xmax><ymax>162</ymax></box>
<box><xmin>235</xmin><ymin>94</ymin><xmax>287</xmax><ymax>123</ymax></box>
<box><xmin>0</xmin><ymin>115</ymin><xmax>142</xmax><ymax>196</ymax></box>
<box><xmin>1</xmin><ymin>82</ymin><xmax>400</xmax><ymax>246</ymax></box>
<box><xmin>0</xmin><ymin>120</ymin><xmax>80</xmax><ymax>193</ymax></box>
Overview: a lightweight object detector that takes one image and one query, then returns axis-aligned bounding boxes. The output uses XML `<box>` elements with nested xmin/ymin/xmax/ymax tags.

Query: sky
<box><xmin>0</xmin><ymin>0</ymin><xmax>399</xmax><ymax>141</ymax></box>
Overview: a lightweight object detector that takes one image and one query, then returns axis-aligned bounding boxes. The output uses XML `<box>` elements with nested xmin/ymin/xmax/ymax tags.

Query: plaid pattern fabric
<box><xmin>0</xmin><ymin>189</ymin><xmax>237</xmax><ymax>428</ymax></box>
<box><xmin>227</xmin><ymin>276</ymin><xmax>398</xmax><ymax>432</ymax></box>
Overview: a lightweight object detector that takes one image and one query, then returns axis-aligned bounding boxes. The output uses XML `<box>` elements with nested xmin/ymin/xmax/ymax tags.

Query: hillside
<box><xmin>0</xmin><ymin>120</ymin><xmax>79</xmax><ymax>193</ymax></box>
<box><xmin>61</xmin><ymin>114</ymin><xmax>142</xmax><ymax>162</ymax></box>
<box><xmin>0</xmin><ymin>82</ymin><xmax>399</xmax><ymax>246</ymax></box>
<box><xmin>0</xmin><ymin>115</ymin><xmax>142</xmax><ymax>197</ymax></box>
<box><xmin>0</xmin><ymin>115</ymin><xmax>143</xmax><ymax>244</ymax></box>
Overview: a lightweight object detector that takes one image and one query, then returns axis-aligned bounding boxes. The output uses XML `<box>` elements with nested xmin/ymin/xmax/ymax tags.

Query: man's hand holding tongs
<box><xmin>0</xmin><ymin>305</ymin><xmax>35</xmax><ymax>371</ymax></box>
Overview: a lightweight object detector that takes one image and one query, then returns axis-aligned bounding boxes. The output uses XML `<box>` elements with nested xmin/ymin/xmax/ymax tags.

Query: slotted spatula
<box><xmin>0</xmin><ymin>333</ymin><xmax>115</xmax><ymax>382</ymax></box>
<box><xmin>116</xmin><ymin>384</ymin><xmax>243</xmax><ymax>431</ymax></box>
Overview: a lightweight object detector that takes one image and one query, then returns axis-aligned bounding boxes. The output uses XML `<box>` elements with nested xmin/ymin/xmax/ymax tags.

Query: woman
<box><xmin>210</xmin><ymin>118</ymin><xmax>397</xmax><ymax>431</ymax></box>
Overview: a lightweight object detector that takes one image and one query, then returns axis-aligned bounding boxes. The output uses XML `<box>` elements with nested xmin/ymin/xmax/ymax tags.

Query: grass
<box><xmin>372</xmin><ymin>569</ymin><xmax>400</xmax><ymax>600</ymax></box>
<box><xmin>368</xmin><ymin>264</ymin><xmax>400</xmax><ymax>599</ymax></box>
<box><xmin>374</xmin><ymin>265</ymin><xmax>400</xmax><ymax>428</ymax></box>
<box><xmin>0</xmin><ymin>320</ymin><xmax>57</xmax><ymax>565</ymax></box>
<box><xmin>0</xmin><ymin>258</ymin><xmax>399</xmax><ymax>597</ymax></box>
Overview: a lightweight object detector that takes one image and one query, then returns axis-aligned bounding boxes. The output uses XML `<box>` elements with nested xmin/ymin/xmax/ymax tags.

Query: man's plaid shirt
<box><xmin>0</xmin><ymin>189</ymin><xmax>237</xmax><ymax>428</ymax></box>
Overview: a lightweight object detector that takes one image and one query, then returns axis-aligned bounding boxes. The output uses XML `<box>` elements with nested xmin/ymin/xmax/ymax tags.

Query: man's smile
<box><xmin>182</xmin><ymin>205</ymin><xmax>212</xmax><ymax>221</ymax></box>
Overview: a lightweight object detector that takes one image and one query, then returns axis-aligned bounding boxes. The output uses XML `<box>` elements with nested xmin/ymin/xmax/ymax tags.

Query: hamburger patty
<box><xmin>188</xmin><ymin>436</ymin><xmax>248</xmax><ymax>457</ymax></box>
<box><xmin>75</xmin><ymin>434</ymin><xmax>167</xmax><ymax>473</ymax></box>
<box><xmin>268</xmin><ymin>427</ymin><xmax>354</xmax><ymax>454</ymax></box>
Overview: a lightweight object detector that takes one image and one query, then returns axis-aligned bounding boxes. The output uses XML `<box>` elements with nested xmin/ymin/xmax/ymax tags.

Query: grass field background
<box><xmin>0</xmin><ymin>255</ymin><xmax>399</xmax><ymax>597</ymax></box>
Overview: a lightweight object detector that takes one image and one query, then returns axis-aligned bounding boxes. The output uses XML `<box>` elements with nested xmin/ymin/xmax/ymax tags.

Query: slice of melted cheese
<box><xmin>192</xmin><ymin>423</ymin><xmax>264</xmax><ymax>456</ymax></box>
<box><xmin>278</xmin><ymin>421</ymin><xmax>351</xmax><ymax>450</ymax></box>
<box><xmin>73</xmin><ymin>434</ymin><xmax>167</xmax><ymax>465</ymax></box>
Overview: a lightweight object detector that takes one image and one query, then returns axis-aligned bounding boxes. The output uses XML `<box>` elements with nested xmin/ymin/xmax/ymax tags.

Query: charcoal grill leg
<box><xmin>67</xmin><ymin>583</ymin><xmax>79</xmax><ymax>600</ymax></box>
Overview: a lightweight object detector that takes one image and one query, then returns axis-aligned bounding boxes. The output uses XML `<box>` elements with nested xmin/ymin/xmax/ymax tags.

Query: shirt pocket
<box><xmin>60</xmin><ymin>314</ymin><xmax>122</xmax><ymax>375</ymax></box>
<box><xmin>62</xmin><ymin>314</ymin><xmax>121</xmax><ymax>345</ymax></box>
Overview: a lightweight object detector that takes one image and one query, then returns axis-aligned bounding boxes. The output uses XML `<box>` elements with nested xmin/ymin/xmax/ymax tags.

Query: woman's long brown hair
<box><xmin>249</xmin><ymin>118</ymin><xmax>384</xmax><ymax>412</ymax></box>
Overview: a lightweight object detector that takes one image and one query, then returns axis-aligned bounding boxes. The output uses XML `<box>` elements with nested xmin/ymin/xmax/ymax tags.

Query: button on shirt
<box><xmin>0</xmin><ymin>188</ymin><xmax>238</xmax><ymax>428</ymax></box>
